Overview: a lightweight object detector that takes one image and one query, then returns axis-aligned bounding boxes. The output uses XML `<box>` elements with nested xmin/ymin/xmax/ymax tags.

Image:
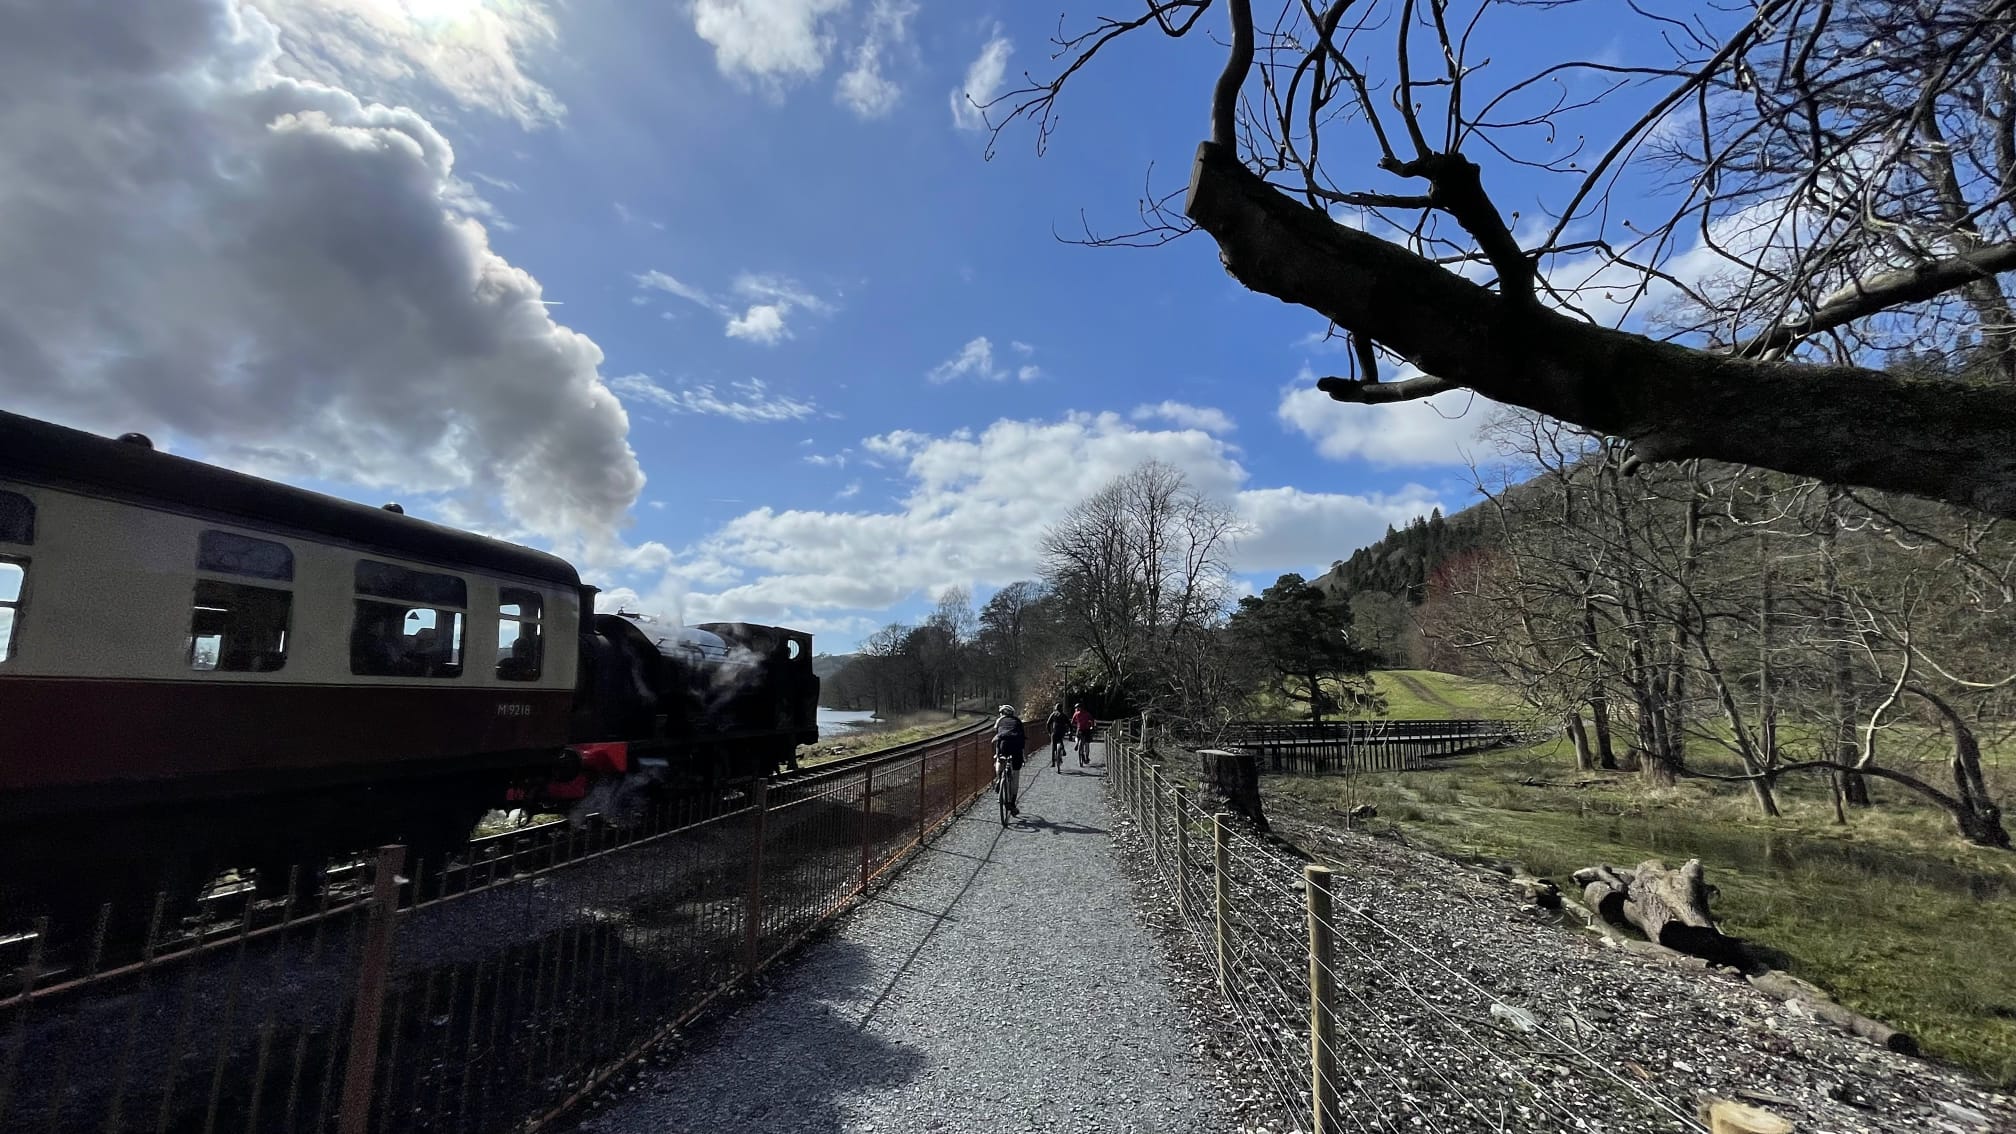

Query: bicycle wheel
<box><xmin>998</xmin><ymin>770</ymin><xmax>1011</xmax><ymax>826</ymax></box>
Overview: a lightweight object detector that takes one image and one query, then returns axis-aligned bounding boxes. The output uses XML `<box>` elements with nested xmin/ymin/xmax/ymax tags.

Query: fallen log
<box><xmin>1747</xmin><ymin>969</ymin><xmax>1920</xmax><ymax>1056</ymax></box>
<box><xmin>1571</xmin><ymin>859</ymin><xmax>1750</xmax><ymax>968</ymax></box>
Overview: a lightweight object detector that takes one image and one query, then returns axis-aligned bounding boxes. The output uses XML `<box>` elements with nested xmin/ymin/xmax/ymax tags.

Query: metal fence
<box><xmin>0</xmin><ymin>725</ymin><xmax>1000</xmax><ymax>1134</ymax></box>
<box><xmin>1219</xmin><ymin>719</ymin><xmax>1519</xmax><ymax>775</ymax></box>
<box><xmin>1105</xmin><ymin>721</ymin><xmax>1712</xmax><ymax>1134</ymax></box>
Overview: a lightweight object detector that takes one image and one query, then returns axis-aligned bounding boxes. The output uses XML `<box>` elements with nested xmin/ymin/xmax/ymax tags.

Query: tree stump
<box><xmin>1198</xmin><ymin>749</ymin><xmax>1268</xmax><ymax>832</ymax></box>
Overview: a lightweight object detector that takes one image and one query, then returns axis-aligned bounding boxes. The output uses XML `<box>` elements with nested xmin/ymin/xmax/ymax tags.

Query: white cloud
<box><xmin>617</xmin><ymin>412</ymin><xmax>1443</xmax><ymax>637</ymax></box>
<box><xmin>635</xmin><ymin>269</ymin><xmax>832</xmax><ymax>345</ymax></box>
<box><xmin>1131</xmin><ymin>401</ymin><xmax>1236</xmax><ymax>434</ymax></box>
<box><xmin>927</xmin><ymin>335</ymin><xmax>1039</xmax><ymax>383</ymax></box>
<box><xmin>247</xmin><ymin>0</ymin><xmax>564</xmax><ymax>125</ymax></box>
<box><xmin>1277</xmin><ymin>368</ymin><xmax>1495</xmax><ymax>467</ymax></box>
<box><xmin>636</xmin><ymin>270</ymin><xmax>724</xmax><ymax>311</ymax></box>
<box><xmin>0</xmin><ymin>0</ymin><xmax>641</xmax><ymax>544</ymax></box>
<box><xmin>692</xmin><ymin>0</ymin><xmax>850</xmax><ymax>85</ymax></box>
<box><xmin>835</xmin><ymin>0</ymin><xmax>913</xmax><ymax>118</ymax></box>
<box><xmin>950</xmin><ymin>31</ymin><xmax>1011</xmax><ymax>130</ymax></box>
<box><xmin>726</xmin><ymin>304</ymin><xmax>790</xmax><ymax>344</ymax></box>
<box><xmin>835</xmin><ymin>480</ymin><xmax>862</xmax><ymax>499</ymax></box>
<box><xmin>611</xmin><ymin>375</ymin><xmax>817</xmax><ymax>423</ymax></box>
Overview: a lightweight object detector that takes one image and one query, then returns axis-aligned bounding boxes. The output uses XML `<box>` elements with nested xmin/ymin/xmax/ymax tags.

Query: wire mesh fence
<box><xmin>0</xmin><ymin>727</ymin><xmax>1000</xmax><ymax>1134</ymax></box>
<box><xmin>1105</xmin><ymin>720</ymin><xmax>1715</xmax><ymax>1134</ymax></box>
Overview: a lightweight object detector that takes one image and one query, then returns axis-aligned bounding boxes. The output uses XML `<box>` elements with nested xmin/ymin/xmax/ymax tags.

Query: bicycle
<box><xmin>995</xmin><ymin>748</ymin><xmax>1018</xmax><ymax>826</ymax></box>
<box><xmin>1050</xmin><ymin>735</ymin><xmax>1066</xmax><ymax>771</ymax></box>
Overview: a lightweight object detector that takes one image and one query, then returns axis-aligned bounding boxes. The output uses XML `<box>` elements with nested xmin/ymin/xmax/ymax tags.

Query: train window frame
<box><xmin>197</xmin><ymin>530</ymin><xmax>294</xmax><ymax>582</ymax></box>
<box><xmin>0</xmin><ymin>490</ymin><xmax>32</xmax><ymax>546</ymax></box>
<box><xmin>496</xmin><ymin>587</ymin><xmax>542</xmax><ymax>681</ymax></box>
<box><xmin>187</xmin><ymin>578</ymin><xmax>292</xmax><ymax>673</ymax></box>
<box><xmin>355</xmin><ymin>560</ymin><xmax>467</xmax><ymax>608</ymax></box>
<box><xmin>0</xmin><ymin>557</ymin><xmax>24</xmax><ymax>665</ymax></box>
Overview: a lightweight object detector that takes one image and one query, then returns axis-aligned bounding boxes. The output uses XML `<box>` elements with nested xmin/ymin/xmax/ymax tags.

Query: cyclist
<box><xmin>1071</xmin><ymin>703</ymin><xmax>1095</xmax><ymax>766</ymax></box>
<box><xmin>1046</xmin><ymin>703</ymin><xmax>1069</xmax><ymax>769</ymax></box>
<box><xmin>993</xmin><ymin>705</ymin><xmax>1026</xmax><ymax>817</ymax></box>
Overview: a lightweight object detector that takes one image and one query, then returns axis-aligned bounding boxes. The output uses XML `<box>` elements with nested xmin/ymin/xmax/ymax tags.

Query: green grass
<box><xmin>1249</xmin><ymin>669</ymin><xmax>1526</xmax><ymax>721</ymax></box>
<box><xmin>1368</xmin><ymin>669</ymin><xmax>1525</xmax><ymax>720</ymax></box>
<box><xmin>1269</xmin><ymin>738</ymin><xmax>2016</xmax><ymax>1088</ymax></box>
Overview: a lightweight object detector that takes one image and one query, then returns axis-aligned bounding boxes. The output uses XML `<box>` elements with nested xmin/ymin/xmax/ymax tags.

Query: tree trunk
<box><xmin>1572</xmin><ymin>859</ymin><xmax>1748</xmax><ymax>967</ymax></box>
<box><xmin>1199</xmin><ymin>748</ymin><xmax>1269</xmax><ymax>833</ymax></box>
<box><xmin>1567</xmin><ymin>711</ymin><xmax>1595</xmax><ymax>772</ymax></box>
<box><xmin>1821</xmin><ymin>488</ymin><xmax>1871</xmax><ymax>808</ymax></box>
<box><xmin>1578</xmin><ymin>589</ymin><xmax>1618</xmax><ymax>769</ymax></box>
<box><xmin>1910</xmin><ymin>687</ymin><xmax>2012</xmax><ymax>849</ymax></box>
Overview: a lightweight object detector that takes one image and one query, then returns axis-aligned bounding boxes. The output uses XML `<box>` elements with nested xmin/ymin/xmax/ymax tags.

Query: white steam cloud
<box><xmin>0</xmin><ymin>0</ymin><xmax>643</xmax><ymax>544</ymax></box>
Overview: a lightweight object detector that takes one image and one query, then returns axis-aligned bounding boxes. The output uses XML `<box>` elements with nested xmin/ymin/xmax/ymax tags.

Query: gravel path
<box><xmin>579</xmin><ymin>744</ymin><xmax>1233</xmax><ymax>1134</ymax></box>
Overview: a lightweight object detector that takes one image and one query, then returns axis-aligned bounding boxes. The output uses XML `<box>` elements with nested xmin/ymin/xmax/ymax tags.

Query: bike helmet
<box><xmin>998</xmin><ymin>704</ymin><xmax>1016</xmax><ymax>716</ymax></box>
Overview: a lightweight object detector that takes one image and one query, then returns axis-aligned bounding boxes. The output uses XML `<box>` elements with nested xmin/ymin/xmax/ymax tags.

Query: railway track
<box><xmin>0</xmin><ymin>719</ymin><xmax>989</xmax><ymax>1009</ymax></box>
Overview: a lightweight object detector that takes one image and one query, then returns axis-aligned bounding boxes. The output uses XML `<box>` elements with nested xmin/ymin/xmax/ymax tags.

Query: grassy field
<box><xmin>1268</xmin><ymin>735</ymin><xmax>2016</xmax><ymax>1087</ymax></box>
<box><xmin>796</xmin><ymin>711</ymin><xmax>977</xmax><ymax>767</ymax></box>
<box><xmin>1250</xmin><ymin>668</ymin><xmax>1527</xmax><ymax>721</ymax></box>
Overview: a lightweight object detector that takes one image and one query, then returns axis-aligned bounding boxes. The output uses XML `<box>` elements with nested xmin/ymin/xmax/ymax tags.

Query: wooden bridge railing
<box><xmin>1218</xmin><ymin>718</ymin><xmax>1519</xmax><ymax>775</ymax></box>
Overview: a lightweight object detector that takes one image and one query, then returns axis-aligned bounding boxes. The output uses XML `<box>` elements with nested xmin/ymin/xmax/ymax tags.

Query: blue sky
<box><xmin>0</xmin><ymin>0</ymin><xmax>1701</xmax><ymax>652</ymax></box>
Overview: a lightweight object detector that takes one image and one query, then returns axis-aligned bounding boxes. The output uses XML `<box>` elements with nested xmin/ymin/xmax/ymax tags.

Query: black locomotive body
<box><xmin>0</xmin><ymin>408</ymin><xmax>819</xmax><ymax>926</ymax></box>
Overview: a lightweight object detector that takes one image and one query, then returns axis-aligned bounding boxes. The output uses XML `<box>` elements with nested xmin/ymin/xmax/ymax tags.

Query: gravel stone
<box><xmin>578</xmin><ymin>745</ymin><xmax>1234</xmax><ymax>1134</ymax></box>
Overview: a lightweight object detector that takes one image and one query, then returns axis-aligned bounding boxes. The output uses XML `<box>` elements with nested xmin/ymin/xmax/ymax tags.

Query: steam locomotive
<box><xmin>0</xmin><ymin>409</ymin><xmax>818</xmax><ymax>927</ymax></box>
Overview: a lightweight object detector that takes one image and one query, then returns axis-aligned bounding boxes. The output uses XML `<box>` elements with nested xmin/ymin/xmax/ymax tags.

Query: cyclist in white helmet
<box><xmin>993</xmin><ymin>705</ymin><xmax>1026</xmax><ymax>816</ymax></box>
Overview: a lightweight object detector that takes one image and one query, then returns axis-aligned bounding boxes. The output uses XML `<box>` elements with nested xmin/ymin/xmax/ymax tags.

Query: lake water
<box><xmin>815</xmin><ymin>708</ymin><xmax>879</xmax><ymax>738</ymax></box>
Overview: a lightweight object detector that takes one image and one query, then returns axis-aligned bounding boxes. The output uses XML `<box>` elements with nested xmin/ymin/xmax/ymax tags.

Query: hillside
<box><xmin>1312</xmin><ymin>506</ymin><xmax>1483</xmax><ymax>604</ymax></box>
<box><xmin>811</xmin><ymin>653</ymin><xmax>857</xmax><ymax>682</ymax></box>
<box><xmin>1367</xmin><ymin>669</ymin><xmax>1522</xmax><ymax>720</ymax></box>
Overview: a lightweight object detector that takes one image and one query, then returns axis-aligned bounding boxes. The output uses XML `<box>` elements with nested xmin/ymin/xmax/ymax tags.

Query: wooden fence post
<box><xmin>1214</xmin><ymin>814</ymin><xmax>1231</xmax><ymax>999</ymax></box>
<box><xmin>1149</xmin><ymin>762</ymin><xmax>1164</xmax><ymax>877</ymax></box>
<box><xmin>917</xmin><ymin>752</ymin><xmax>928</xmax><ymax>845</ymax></box>
<box><xmin>742</xmin><ymin>779</ymin><xmax>769</xmax><ymax>975</ymax></box>
<box><xmin>1305</xmin><ymin>864</ymin><xmax>1339</xmax><ymax>1133</ymax></box>
<box><xmin>337</xmin><ymin>844</ymin><xmax>406</xmax><ymax>1134</ymax></box>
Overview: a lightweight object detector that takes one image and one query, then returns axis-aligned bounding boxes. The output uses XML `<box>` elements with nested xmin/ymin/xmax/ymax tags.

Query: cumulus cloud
<box><xmin>950</xmin><ymin>31</ymin><xmax>1011</xmax><ymax>130</ymax></box>
<box><xmin>635</xmin><ymin>269</ymin><xmax>832</xmax><ymax>345</ymax></box>
<box><xmin>692</xmin><ymin>0</ymin><xmax>850</xmax><ymax>85</ymax></box>
<box><xmin>1131</xmin><ymin>401</ymin><xmax>1236</xmax><ymax>434</ymax></box>
<box><xmin>621</xmin><ymin>412</ymin><xmax>1442</xmax><ymax>637</ymax></box>
<box><xmin>610</xmin><ymin>375</ymin><xmax>817</xmax><ymax>423</ymax></box>
<box><xmin>927</xmin><ymin>336</ymin><xmax>1039</xmax><ymax>383</ymax></box>
<box><xmin>0</xmin><ymin>0</ymin><xmax>642</xmax><ymax>543</ymax></box>
<box><xmin>835</xmin><ymin>0</ymin><xmax>913</xmax><ymax>118</ymax></box>
<box><xmin>1277</xmin><ymin>368</ymin><xmax>1496</xmax><ymax>467</ymax></box>
<box><xmin>248</xmin><ymin>0</ymin><xmax>564</xmax><ymax>125</ymax></box>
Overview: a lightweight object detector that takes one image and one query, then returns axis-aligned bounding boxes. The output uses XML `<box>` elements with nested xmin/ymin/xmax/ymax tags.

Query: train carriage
<box><xmin>0</xmin><ymin>409</ymin><xmax>817</xmax><ymax>932</ymax></box>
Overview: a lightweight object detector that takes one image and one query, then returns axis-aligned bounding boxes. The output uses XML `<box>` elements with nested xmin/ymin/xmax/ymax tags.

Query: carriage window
<box><xmin>0</xmin><ymin>491</ymin><xmax>32</xmax><ymax>545</ymax></box>
<box><xmin>188</xmin><ymin>579</ymin><xmax>291</xmax><ymax>672</ymax></box>
<box><xmin>0</xmin><ymin>560</ymin><xmax>23</xmax><ymax>663</ymax></box>
<box><xmin>496</xmin><ymin>588</ymin><xmax>542</xmax><ymax>681</ymax></box>
<box><xmin>351</xmin><ymin>560</ymin><xmax>466</xmax><ymax>678</ymax></box>
<box><xmin>355</xmin><ymin>560</ymin><xmax>466</xmax><ymax>607</ymax></box>
<box><xmin>198</xmin><ymin>530</ymin><xmax>293</xmax><ymax>581</ymax></box>
<box><xmin>351</xmin><ymin>601</ymin><xmax>466</xmax><ymax>678</ymax></box>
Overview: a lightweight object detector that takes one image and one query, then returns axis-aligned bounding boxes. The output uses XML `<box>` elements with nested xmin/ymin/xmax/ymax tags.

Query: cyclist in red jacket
<box><xmin>1070</xmin><ymin>703</ymin><xmax>1095</xmax><ymax>766</ymax></box>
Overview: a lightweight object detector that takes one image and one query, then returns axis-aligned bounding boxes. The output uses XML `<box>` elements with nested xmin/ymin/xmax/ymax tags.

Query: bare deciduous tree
<box><xmin>991</xmin><ymin>0</ymin><xmax>2016</xmax><ymax>517</ymax></box>
<box><xmin>1040</xmin><ymin>460</ymin><xmax>1245</xmax><ymax>725</ymax></box>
